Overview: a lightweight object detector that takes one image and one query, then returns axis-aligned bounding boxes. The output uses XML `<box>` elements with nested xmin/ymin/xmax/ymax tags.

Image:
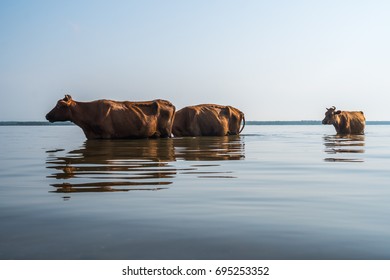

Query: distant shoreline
<box><xmin>0</xmin><ymin>121</ymin><xmax>74</xmax><ymax>126</ymax></box>
<box><xmin>2</xmin><ymin>121</ymin><xmax>390</xmax><ymax>126</ymax></box>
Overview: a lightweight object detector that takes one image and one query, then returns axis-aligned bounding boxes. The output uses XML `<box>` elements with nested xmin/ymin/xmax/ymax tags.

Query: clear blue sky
<box><xmin>1</xmin><ymin>0</ymin><xmax>389</xmax><ymax>121</ymax></box>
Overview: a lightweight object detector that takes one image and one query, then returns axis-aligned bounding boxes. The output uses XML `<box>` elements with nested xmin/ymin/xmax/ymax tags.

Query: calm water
<box><xmin>1</xmin><ymin>124</ymin><xmax>390</xmax><ymax>260</ymax></box>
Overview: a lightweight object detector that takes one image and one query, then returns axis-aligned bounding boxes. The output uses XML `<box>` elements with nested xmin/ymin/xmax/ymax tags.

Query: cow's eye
<box><xmin>56</xmin><ymin>102</ymin><xmax>67</xmax><ymax>109</ymax></box>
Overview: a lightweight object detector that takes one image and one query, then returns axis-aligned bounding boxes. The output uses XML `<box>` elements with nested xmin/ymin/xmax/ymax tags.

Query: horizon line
<box><xmin>1</xmin><ymin>120</ymin><xmax>390</xmax><ymax>126</ymax></box>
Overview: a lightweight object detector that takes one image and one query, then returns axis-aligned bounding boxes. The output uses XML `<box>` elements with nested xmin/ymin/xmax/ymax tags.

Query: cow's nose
<box><xmin>45</xmin><ymin>113</ymin><xmax>53</xmax><ymax>122</ymax></box>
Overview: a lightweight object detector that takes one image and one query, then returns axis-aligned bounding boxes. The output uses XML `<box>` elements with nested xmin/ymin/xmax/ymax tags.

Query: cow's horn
<box><xmin>64</xmin><ymin>94</ymin><xmax>72</xmax><ymax>101</ymax></box>
<box><xmin>331</xmin><ymin>106</ymin><xmax>336</xmax><ymax>110</ymax></box>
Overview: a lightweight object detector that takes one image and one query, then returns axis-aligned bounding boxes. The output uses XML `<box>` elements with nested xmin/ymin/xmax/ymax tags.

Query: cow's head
<box><xmin>45</xmin><ymin>95</ymin><xmax>74</xmax><ymax>122</ymax></box>
<box><xmin>322</xmin><ymin>106</ymin><xmax>341</xmax><ymax>125</ymax></box>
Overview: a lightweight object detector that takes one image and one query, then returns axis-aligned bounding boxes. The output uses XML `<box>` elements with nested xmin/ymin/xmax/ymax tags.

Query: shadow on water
<box><xmin>46</xmin><ymin>136</ymin><xmax>245</xmax><ymax>194</ymax></box>
<box><xmin>323</xmin><ymin>134</ymin><xmax>365</xmax><ymax>163</ymax></box>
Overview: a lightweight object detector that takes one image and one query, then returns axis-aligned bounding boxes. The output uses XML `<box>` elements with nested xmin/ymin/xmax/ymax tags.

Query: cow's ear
<box><xmin>64</xmin><ymin>95</ymin><xmax>72</xmax><ymax>102</ymax></box>
<box><xmin>335</xmin><ymin>110</ymin><xmax>341</xmax><ymax>115</ymax></box>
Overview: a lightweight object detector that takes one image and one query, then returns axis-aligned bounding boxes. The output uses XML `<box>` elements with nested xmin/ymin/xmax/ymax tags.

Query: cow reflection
<box><xmin>51</xmin><ymin>182</ymin><xmax>168</xmax><ymax>193</ymax></box>
<box><xmin>173</xmin><ymin>135</ymin><xmax>245</xmax><ymax>179</ymax></box>
<box><xmin>46</xmin><ymin>139</ymin><xmax>176</xmax><ymax>193</ymax></box>
<box><xmin>174</xmin><ymin>135</ymin><xmax>245</xmax><ymax>161</ymax></box>
<box><xmin>323</xmin><ymin>134</ymin><xmax>365</xmax><ymax>162</ymax></box>
<box><xmin>46</xmin><ymin>136</ymin><xmax>246</xmax><ymax>194</ymax></box>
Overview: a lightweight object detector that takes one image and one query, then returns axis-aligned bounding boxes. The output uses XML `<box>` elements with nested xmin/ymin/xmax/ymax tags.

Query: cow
<box><xmin>322</xmin><ymin>106</ymin><xmax>365</xmax><ymax>135</ymax></box>
<box><xmin>172</xmin><ymin>104</ymin><xmax>245</xmax><ymax>137</ymax></box>
<box><xmin>46</xmin><ymin>95</ymin><xmax>175</xmax><ymax>139</ymax></box>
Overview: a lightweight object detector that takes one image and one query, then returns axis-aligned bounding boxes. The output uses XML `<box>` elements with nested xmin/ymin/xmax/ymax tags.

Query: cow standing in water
<box><xmin>46</xmin><ymin>95</ymin><xmax>175</xmax><ymax>139</ymax></box>
<box><xmin>322</xmin><ymin>106</ymin><xmax>365</xmax><ymax>135</ymax></box>
<box><xmin>172</xmin><ymin>104</ymin><xmax>245</xmax><ymax>137</ymax></box>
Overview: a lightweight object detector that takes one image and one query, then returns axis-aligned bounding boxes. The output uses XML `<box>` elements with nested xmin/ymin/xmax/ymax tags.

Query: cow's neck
<box><xmin>332</xmin><ymin>115</ymin><xmax>343</xmax><ymax>134</ymax></box>
<box><xmin>69</xmin><ymin>101</ymin><xmax>99</xmax><ymax>135</ymax></box>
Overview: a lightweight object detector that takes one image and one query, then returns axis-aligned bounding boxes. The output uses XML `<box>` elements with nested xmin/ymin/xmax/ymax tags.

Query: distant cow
<box><xmin>172</xmin><ymin>104</ymin><xmax>245</xmax><ymax>137</ymax></box>
<box><xmin>46</xmin><ymin>95</ymin><xmax>175</xmax><ymax>139</ymax></box>
<box><xmin>322</xmin><ymin>106</ymin><xmax>365</xmax><ymax>135</ymax></box>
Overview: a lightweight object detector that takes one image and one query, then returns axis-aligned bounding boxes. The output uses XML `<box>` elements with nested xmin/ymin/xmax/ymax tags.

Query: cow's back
<box><xmin>173</xmin><ymin>104</ymin><xmax>229</xmax><ymax>137</ymax></box>
<box><xmin>197</xmin><ymin>105</ymin><xmax>229</xmax><ymax>136</ymax></box>
<box><xmin>80</xmin><ymin>99</ymin><xmax>175</xmax><ymax>139</ymax></box>
<box><xmin>92</xmin><ymin>100</ymin><xmax>158</xmax><ymax>138</ymax></box>
<box><xmin>338</xmin><ymin>111</ymin><xmax>365</xmax><ymax>135</ymax></box>
<box><xmin>172</xmin><ymin>106</ymin><xmax>199</xmax><ymax>136</ymax></box>
<box><xmin>347</xmin><ymin>111</ymin><xmax>365</xmax><ymax>134</ymax></box>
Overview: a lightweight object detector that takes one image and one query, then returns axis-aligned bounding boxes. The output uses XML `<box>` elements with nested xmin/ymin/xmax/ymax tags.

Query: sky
<box><xmin>0</xmin><ymin>0</ymin><xmax>389</xmax><ymax>121</ymax></box>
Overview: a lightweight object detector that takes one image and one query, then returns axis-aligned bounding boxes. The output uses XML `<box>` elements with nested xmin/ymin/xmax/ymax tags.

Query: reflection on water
<box><xmin>46</xmin><ymin>136</ymin><xmax>245</xmax><ymax>193</ymax></box>
<box><xmin>175</xmin><ymin>136</ymin><xmax>244</xmax><ymax>179</ymax></box>
<box><xmin>323</xmin><ymin>134</ymin><xmax>365</xmax><ymax>162</ymax></box>
<box><xmin>175</xmin><ymin>136</ymin><xmax>244</xmax><ymax>161</ymax></box>
<box><xmin>46</xmin><ymin>139</ymin><xmax>176</xmax><ymax>193</ymax></box>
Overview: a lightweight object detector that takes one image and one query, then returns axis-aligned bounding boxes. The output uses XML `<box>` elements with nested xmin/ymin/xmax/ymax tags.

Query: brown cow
<box><xmin>46</xmin><ymin>95</ymin><xmax>175</xmax><ymax>139</ymax></box>
<box><xmin>322</xmin><ymin>106</ymin><xmax>365</xmax><ymax>135</ymax></box>
<box><xmin>172</xmin><ymin>104</ymin><xmax>245</xmax><ymax>137</ymax></box>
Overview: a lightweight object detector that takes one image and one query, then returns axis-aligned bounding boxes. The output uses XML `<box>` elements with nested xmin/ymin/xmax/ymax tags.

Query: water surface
<box><xmin>1</xmin><ymin>125</ymin><xmax>390</xmax><ymax>259</ymax></box>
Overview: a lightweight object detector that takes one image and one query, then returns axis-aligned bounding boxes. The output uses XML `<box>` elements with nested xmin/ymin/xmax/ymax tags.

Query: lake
<box><xmin>1</xmin><ymin>124</ymin><xmax>390</xmax><ymax>260</ymax></box>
